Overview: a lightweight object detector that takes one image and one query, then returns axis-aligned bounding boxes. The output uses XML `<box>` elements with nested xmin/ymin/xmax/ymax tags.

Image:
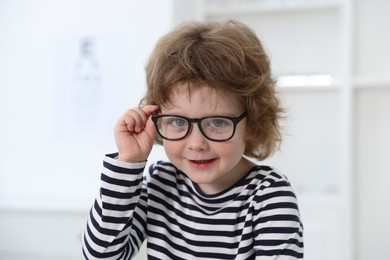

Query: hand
<box><xmin>114</xmin><ymin>105</ymin><xmax>159</xmax><ymax>163</ymax></box>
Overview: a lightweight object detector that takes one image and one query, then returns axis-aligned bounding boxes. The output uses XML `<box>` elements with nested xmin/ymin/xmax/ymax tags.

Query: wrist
<box><xmin>117</xmin><ymin>154</ymin><xmax>147</xmax><ymax>163</ymax></box>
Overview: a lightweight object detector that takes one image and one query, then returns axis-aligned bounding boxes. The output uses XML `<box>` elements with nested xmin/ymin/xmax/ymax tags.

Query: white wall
<box><xmin>355</xmin><ymin>89</ymin><xmax>390</xmax><ymax>260</ymax></box>
<box><xmin>354</xmin><ymin>1</ymin><xmax>390</xmax><ymax>259</ymax></box>
<box><xmin>0</xmin><ymin>0</ymin><xmax>171</xmax><ymax>210</ymax></box>
<box><xmin>0</xmin><ymin>1</ymin><xmax>172</xmax><ymax>259</ymax></box>
<box><xmin>2</xmin><ymin>1</ymin><xmax>390</xmax><ymax>260</ymax></box>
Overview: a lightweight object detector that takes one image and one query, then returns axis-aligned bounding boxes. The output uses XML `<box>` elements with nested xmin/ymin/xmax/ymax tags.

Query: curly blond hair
<box><xmin>141</xmin><ymin>20</ymin><xmax>283</xmax><ymax>160</ymax></box>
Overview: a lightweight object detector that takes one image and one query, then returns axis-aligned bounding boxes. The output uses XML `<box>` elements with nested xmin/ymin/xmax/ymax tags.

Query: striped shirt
<box><xmin>82</xmin><ymin>154</ymin><xmax>304</xmax><ymax>259</ymax></box>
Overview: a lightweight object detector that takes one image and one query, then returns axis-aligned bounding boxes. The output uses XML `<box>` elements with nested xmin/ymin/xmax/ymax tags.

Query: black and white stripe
<box><xmin>82</xmin><ymin>154</ymin><xmax>304</xmax><ymax>259</ymax></box>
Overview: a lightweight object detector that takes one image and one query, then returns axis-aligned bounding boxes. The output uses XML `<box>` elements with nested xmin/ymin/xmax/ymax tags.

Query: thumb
<box><xmin>144</xmin><ymin>115</ymin><xmax>157</xmax><ymax>139</ymax></box>
<box><xmin>141</xmin><ymin>104</ymin><xmax>159</xmax><ymax>139</ymax></box>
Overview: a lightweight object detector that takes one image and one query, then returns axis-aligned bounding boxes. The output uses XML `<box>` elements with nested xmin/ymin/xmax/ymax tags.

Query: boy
<box><xmin>82</xmin><ymin>20</ymin><xmax>304</xmax><ymax>259</ymax></box>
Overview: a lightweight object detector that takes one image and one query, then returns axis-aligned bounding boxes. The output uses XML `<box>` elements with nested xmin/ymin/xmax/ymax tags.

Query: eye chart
<box><xmin>52</xmin><ymin>35</ymin><xmax>126</xmax><ymax>143</ymax></box>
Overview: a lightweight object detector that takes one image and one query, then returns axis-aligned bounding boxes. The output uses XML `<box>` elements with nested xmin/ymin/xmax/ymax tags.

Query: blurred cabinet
<box><xmin>191</xmin><ymin>1</ymin><xmax>353</xmax><ymax>259</ymax></box>
<box><xmin>0</xmin><ymin>206</ymin><xmax>152</xmax><ymax>260</ymax></box>
<box><xmin>0</xmin><ymin>208</ymin><xmax>148</xmax><ymax>260</ymax></box>
<box><xmin>354</xmin><ymin>1</ymin><xmax>390</xmax><ymax>260</ymax></box>
<box><xmin>173</xmin><ymin>0</ymin><xmax>387</xmax><ymax>259</ymax></box>
<box><xmin>355</xmin><ymin>89</ymin><xmax>390</xmax><ymax>260</ymax></box>
<box><xmin>0</xmin><ymin>209</ymin><xmax>87</xmax><ymax>260</ymax></box>
<box><xmin>201</xmin><ymin>0</ymin><xmax>344</xmax><ymax>78</ymax></box>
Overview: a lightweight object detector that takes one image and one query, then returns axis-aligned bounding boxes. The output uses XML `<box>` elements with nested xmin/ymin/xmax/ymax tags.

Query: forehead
<box><xmin>162</xmin><ymin>82</ymin><xmax>243</xmax><ymax>114</ymax></box>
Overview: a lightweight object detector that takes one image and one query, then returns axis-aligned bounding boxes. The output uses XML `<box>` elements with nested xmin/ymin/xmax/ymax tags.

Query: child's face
<box><xmin>160</xmin><ymin>83</ymin><xmax>252</xmax><ymax>195</ymax></box>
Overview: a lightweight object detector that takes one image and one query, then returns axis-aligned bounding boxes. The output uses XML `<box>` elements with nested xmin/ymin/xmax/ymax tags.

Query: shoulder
<box><xmin>249</xmin><ymin>166</ymin><xmax>304</xmax><ymax>257</ymax></box>
<box><xmin>148</xmin><ymin>160</ymin><xmax>177</xmax><ymax>175</ymax></box>
<box><xmin>145</xmin><ymin>160</ymin><xmax>179</xmax><ymax>183</ymax></box>
<box><xmin>247</xmin><ymin>165</ymin><xmax>299</xmax><ymax>206</ymax></box>
<box><xmin>249</xmin><ymin>165</ymin><xmax>293</xmax><ymax>189</ymax></box>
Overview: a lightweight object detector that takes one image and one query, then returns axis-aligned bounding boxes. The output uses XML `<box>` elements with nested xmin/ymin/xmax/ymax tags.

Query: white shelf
<box><xmin>194</xmin><ymin>1</ymin><xmax>354</xmax><ymax>259</ymax></box>
<box><xmin>276</xmin><ymin>74</ymin><xmax>342</xmax><ymax>90</ymax></box>
<box><xmin>201</xmin><ymin>1</ymin><xmax>344</xmax><ymax>80</ymax></box>
<box><xmin>0</xmin><ymin>193</ymin><xmax>92</xmax><ymax>213</ymax></box>
<box><xmin>175</xmin><ymin>0</ymin><xmax>390</xmax><ymax>259</ymax></box>
<box><xmin>353</xmin><ymin>77</ymin><xmax>390</xmax><ymax>89</ymax></box>
<box><xmin>298</xmin><ymin>192</ymin><xmax>344</xmax><ymax>205</ymax></box>
<box><xmin>278</xmin><ymin>85</ymin><xmax>340</xmax><ymax>91</ymax></box>
<box><xmin>205</xmin><ymin>0</ymin><xmax>342</xmax><ymax>15</ymax></box>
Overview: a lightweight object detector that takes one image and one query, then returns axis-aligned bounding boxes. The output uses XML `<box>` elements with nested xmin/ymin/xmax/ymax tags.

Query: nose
<box><xmin>186</xmin><ymin>123</ymin><xmax>208</xmax><ymax>150</ymax></box>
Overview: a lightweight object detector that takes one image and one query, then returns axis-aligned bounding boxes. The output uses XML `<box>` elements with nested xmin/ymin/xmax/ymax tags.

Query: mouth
<box><xmin>189</xmin><ymin>159</ymin><xmax>216</xmax><ymax>167</ymax></box>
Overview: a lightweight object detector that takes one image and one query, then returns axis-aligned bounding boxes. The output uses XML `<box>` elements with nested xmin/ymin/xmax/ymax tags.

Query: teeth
<box><xmin>195</xmin><ymin>160</ymin><xmax>210</xmax><ymax>164</ymax></box>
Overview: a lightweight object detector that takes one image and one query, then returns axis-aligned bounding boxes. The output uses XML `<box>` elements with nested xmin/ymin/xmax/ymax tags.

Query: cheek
<box><xmin>163</xmin><ymin>141</ymin><xmax>182</xmax><ymax>158</ymax></box>
<box><xmin>216</xmin><ymin>138</ymin><xmax>246</xmax><ymax>160</ymax></box>
<box><xmin>233</xmin><ymin>124</ymin><xmax>248</xmax><ymax>149</ymax></box>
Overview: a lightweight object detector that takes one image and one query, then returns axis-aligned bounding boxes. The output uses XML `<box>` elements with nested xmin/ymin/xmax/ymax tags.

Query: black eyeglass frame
<box><xmin>151</xmin><ymin>112</ymin><xmax>247</xmax><ymax>142</ymax></box>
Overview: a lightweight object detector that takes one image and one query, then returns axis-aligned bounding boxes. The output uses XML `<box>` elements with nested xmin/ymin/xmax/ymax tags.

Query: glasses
<box><xmin>151</xmin><ymin>112</ymin><xmax>247</xmax><ymax>142</ymax></box>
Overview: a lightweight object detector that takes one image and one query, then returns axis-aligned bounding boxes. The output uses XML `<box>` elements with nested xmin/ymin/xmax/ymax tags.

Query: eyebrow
<box><xmin>160</xmin><ymin>109</ymin><xmax>241</xmax><ymax>117</ymax></box>
<box><xmin>159</xmin><ymin>113</ymin><xmax>242</xmax><ymax>118</ymax></box>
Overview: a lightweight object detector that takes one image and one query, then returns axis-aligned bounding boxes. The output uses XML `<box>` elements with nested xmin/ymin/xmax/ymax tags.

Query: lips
<box><xmin>189</xmin><ymin>158</ymin><xmax>216</xmax><ymax>167</ymax></box>
<box><xmin>193</xmin><ymin>160</ymin><xmax>212</xmax><ymax>164</ymax></box>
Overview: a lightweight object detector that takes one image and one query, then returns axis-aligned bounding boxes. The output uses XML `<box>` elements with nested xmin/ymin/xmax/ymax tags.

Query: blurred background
<box><xmin>0</xmin><ymin>0</ymin><xmax>389</xmax><ymax>259</ymax></box>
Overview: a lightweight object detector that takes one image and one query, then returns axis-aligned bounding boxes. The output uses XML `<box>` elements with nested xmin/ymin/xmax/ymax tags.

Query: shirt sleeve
<box><xmin>252</xmin><ymin>173</ymin><xmax>304</xmax><ymax>259</ymax></box>
<box><xmin>82</xmin><ymin>153</ymin><xmax>148</xmax><ymax>260</ymax></box>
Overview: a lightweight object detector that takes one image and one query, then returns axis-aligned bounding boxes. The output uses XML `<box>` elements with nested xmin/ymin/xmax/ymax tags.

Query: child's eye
<box><xmin>168</xmin><ymin>118</ymin><xmax>188</xmax><ymax>128</ymax></box>
<box><xmin>210</xmin><ymin>119</ymin><xmax>227</xmax><ymax>127</ymax></box>
<box><xmin>206</xmin><ymin>118</ymin><xmax>232</xmax><ymax>129</ymax></box>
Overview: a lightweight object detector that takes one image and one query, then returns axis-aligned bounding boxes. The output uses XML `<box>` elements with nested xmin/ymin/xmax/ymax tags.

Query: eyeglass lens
<box><xmin>157</xmin><ymin>116</ymin><xmax>235</xmax><ymax>141</ymax></box>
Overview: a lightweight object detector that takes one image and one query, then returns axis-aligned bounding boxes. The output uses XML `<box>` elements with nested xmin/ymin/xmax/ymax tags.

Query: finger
<box><xmin>115</xmin><ymin>105</ymin><xmax>159</xmax><ymax>135</ymax></box>
<box><xmin>126</xmin><ymin>109</ymin><xmax>148</xmax><ymax>133</ymax></box>
<box><xmin>141</xmin><ymin>105</ymin><xmax>159</xmax><ymax>116</ymax></box>
<box><xmin>130</xmin><ymin>105</ymin><xmax>158</xmax><ymax>134</ymax></box>
<box><xmin>115</xmin><ymin>109</ymin><xmax>142</xmax><ymax>134</ymax></box>
<box><xmin>129</xmin><ymin>106</ymin><xmax>159</xmax><ymax>133</ymax></box>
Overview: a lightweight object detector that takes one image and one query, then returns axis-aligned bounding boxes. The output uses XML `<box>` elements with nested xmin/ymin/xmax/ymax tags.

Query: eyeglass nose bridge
<box><xmin>182</xmin><ymin>118</ymin><xmax>209</xmax><ymax>140</ymax></box>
